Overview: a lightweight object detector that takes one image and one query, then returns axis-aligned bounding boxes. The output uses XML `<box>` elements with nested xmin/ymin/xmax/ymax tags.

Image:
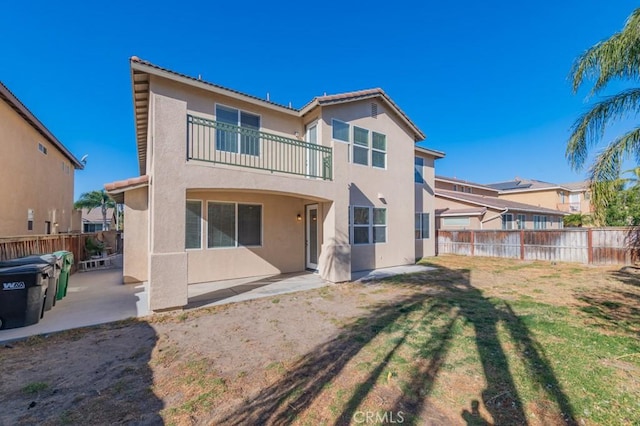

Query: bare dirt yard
<box><xmin>1</xmin><ymin>255</ymin><xmax>639</xmax><ymax>425</ymax></box>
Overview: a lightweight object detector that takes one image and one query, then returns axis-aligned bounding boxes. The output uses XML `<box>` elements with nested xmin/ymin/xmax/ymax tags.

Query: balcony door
<box><xmin>305</xmin><ymin>204</ymin><xmax>319</xmax><ymax>270</ymax></box>
<box><xmin>306</xmin><ymin>123</ymin><xmax>318</xmax><ymax>178</ymax></box>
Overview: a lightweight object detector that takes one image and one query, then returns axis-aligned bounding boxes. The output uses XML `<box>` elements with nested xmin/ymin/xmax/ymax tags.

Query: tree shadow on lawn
<box><xmin>575</xmin><ymin>269</ymin><xmax>640</xmax><ymax>336</ymax></box>
<box><xmin>217</xmin><ymin>266</ymin><xmax>577</xmax><ymax>425</ymax></box>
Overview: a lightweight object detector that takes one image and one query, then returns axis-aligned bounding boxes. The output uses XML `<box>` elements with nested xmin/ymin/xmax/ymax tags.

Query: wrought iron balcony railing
<box><xmin>187</xmin><ymin>115</ymin><xmax>332</xmax><ymax>180</ymax></box>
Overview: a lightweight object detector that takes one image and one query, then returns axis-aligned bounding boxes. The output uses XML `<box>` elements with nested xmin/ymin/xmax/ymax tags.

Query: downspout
<box><xmin>481</xmin><ymin>208</ymin><xmax>509</xmax><ymax>229</ymax></box>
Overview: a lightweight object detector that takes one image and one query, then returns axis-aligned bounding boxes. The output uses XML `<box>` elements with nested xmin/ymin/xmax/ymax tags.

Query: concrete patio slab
<box><xmin>352</xmin><ymin>264</ymin><xmax>436</xmax><ymax>282</ymax></box>
<box><xmin>0</xmin><ymin>266</ymin><xmax>148</xmax><ymax>343</ymax></box>
<box><xmin>187</xmin><ymin>271</ymin><xmax>328</xmax><ymax>309</ymax></box>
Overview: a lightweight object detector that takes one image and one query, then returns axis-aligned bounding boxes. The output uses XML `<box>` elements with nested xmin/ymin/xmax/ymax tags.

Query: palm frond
<box><xmin>588</xmin><ymin>127</ymin><xmax>640</xmax><ymax>224</ymax></box>
<box><xmin>570</xmin><ymin>8</ymin><xmax>640</xmax><ymax>94</ymax></box>
<box><xmin>566</xmin><ymin>88</ymin><xmax>640</xmax><ymax>170</ymax></box>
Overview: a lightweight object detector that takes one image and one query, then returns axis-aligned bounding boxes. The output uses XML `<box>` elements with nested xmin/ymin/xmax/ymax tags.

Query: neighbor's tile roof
<box><xmin>81</xmin><ymin>208</ymin><xmax>115</xmax><ymax>223</ymax></box>
<box><xmin>435</xmin><ymin>207</ymin><xmax>487</xmax><ymax>216</ymax></box>
<box><xmin>486</xmin><ymin>178</ymin><xmax>570</xmax><ymax>192</ymax></box>
<box><xmin>435</xmin><ymin>175</ymin><xmax>498</xmax><ymax>191</ymax></box>
<box><xmin>560</xmin><ymin>181</ymin><xmax>589</xmax><ymax>191</ymax></box>
<box><xmin>436</xmin><ymin>189</ymin><xmax>567</xmax><ymax>215</ymax></box>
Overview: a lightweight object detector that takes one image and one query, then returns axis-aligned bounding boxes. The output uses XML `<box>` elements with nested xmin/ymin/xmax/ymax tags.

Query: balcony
<box><xmin>187</xmin><ymin>114</ymin><xmax>332</xmax><ymax>180</ymax></box>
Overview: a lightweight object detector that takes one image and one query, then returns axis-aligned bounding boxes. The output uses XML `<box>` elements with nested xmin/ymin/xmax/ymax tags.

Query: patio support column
<box><xmin>318</xmin><ymin>199</ymin><xmax>351</xmax><ymax>282</ymax></box>
<box><xmin>147</xmin><ymin>93</ymin><xmax>188</xmax><ymax>311</ymax></box>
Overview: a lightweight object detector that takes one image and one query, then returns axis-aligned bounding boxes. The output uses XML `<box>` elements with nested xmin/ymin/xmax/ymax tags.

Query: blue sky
<box><xmin>1</xmin><ymin>1</ymin><xmax>638</xmax><ymax>199</ymax></box>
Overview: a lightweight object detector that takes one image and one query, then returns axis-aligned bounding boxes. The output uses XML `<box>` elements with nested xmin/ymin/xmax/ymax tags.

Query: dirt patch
<box><xmin>1</xmin><ymin>255</ymin><xmax>639</xmax><ymax>425</ymax></box>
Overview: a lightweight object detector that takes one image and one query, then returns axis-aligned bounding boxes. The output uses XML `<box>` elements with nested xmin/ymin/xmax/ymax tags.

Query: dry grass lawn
<box><xmin>1</xmin><ymin>255</ymin><xmax>639</xmax><ymax>425</ymax></box>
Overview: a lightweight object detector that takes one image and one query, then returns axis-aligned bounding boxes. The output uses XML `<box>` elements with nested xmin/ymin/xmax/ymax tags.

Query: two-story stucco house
<box><xmin>106</xmin><ymin>57</ymin><xmax>444</xmax><ymax>312</ymax></box>
<box><xmin>434</xmin><ymin>176</ymin><xmax>566</xmax><ymax>230</ymax></box>
<box><xmin>0</xmin><ymin>81</ymin><xmax>83</xmax><ymax>236</ymax></box>
<box><xmin>486</xmin><ymin>178</ymin><xmax>594</xmax><ymax>215</ymax></box>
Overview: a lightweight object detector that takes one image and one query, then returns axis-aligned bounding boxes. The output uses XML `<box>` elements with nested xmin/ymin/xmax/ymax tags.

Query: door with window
<box><xmin>305</xmin><ymin>204</ymin><xmax>319</xmax><ymax>269</ymax></box>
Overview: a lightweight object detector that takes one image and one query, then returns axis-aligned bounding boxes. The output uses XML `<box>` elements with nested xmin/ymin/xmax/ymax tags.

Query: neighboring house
<box><xmin>105</xmin><ymin>57</ymin><xmax>444</xmax><ymax>312</ymax></box>
<box><xmin>0</xmin><ymin>81</ymin><xmax>83</xmax><ymax>236</ymax></box>
<box><xmin>435</xmin><ymin>177</ymin><xmax>566</xmax><ymax>230</ymax></box>
<box><xmin>79</xmin><ymin>208</ymin><xmax>116</xmax><ymax>233</ymax></box>
<box><xmin>486</xmin><ymin>178</ymin><xmax>594</xmax><ymax>215</ymax></box>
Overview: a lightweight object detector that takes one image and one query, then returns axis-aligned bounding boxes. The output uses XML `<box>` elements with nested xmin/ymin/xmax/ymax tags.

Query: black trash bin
<box><xmin>0</xmin><ymin>263</ymin><xmax>52</xmax><ymax>329</ymax></box>
<box><xmin>0</xmin><ymin>254</ymin><xmax>61</xmax><ymax>312</ymax></box>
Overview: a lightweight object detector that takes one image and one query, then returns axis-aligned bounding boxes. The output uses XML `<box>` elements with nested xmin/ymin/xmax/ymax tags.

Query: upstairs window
<box><xmin>353</xmin><ymin>126</ymin><xmax>369</xmax><ymax>166</ymax></box>
<box><xmin>372</xmin><ymin>132</ymin><xmax>386</xmax><ymax>168</ymax></box>
<box><xmin>414</xmin><ymin>157</ymin><xmax>424</xmax><ymax>183</ymax></box>
<box><xmin>38</xmin><ymin>143</ymin><xmax>47</xmax><ymax>155</ymax></box>
<box><xmin>215</xmin><ymin>105</ymin><xmax>260</xmax><ymax>155</ymax></box>
<box><xmin>332</xmin><ymin>119</ymin><xmax>350</xmax><ymax>142</ymax></box>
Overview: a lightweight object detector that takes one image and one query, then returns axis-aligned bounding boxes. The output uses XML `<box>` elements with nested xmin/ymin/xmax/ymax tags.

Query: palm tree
<box><xmin>74</xmin><ymin>190</ymin><xmax>116</xmax><ymax>231</ymax></box>
<box><xmin>566</xmin><ymin>8</ymin><xmax>640</xmax><ymax>224</ymax></box>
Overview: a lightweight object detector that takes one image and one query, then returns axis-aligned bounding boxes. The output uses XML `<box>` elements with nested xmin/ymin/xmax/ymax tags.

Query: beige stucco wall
<box><xmin>0</xmin><ymin>98</ymin><xmax>75</xmax><ymax>236</ymax></box>
<box><xmin>322</xmin><ymin>100</ymin><xmax>418</xmax><ymax>271</ymax></box>
<box><xmin>123</xmin><ymin>186</ymin><xmax>148</xmax><ymax>284</ymax></box>
<box><xmin>185</xmin><ymin>191</ymin><xmax>314</xmax><ymax>283</ymax></box>
<box><xmin>498</xmin><ymin>190</ymin><xmax>561</xmax><ymax>211</ymax></box>
<box><xmin>415</xmin><ymin>154</ymin><xmax>437</xmax><ymax>259</ymax></box>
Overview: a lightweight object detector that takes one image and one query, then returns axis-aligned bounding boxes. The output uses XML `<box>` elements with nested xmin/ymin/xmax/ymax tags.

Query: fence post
<box><xmin>520</xmin><ymin>230</ymin><xmax>525</xmax><ymax>260</ymax></box>
<box><xmin>587</xmin><ymin>228</ymin><xmax>593</xmax><ymax>264</ymax></box>
<box><xmin>470</xmin><ymin>230</ymin><xmax>475</xmax><ymax>256</ymax></box>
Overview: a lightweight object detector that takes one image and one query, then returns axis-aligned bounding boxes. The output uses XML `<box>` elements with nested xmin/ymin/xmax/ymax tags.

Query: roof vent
<box><xmin>371</xmin><ymin>103</ymin><xmax>378</xmax><ymax>118</ymax></box>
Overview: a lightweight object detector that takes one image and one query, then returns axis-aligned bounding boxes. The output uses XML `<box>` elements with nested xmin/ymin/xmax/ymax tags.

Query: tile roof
<box><xmin>436</xmin><ymin>189</ymin><xmax>567</xmax><ymax>215</ymax></box>
<box><xmin>0</xmin><ymin>81</ymin><xmax>83</xmax><ymax>169</ymax></box>
<box><xmin>559</xmin><ymin>181</ymin><xmax>589</xmax><ymax>191</ymax></box>
<box><xmin>104</xmin><ymin>175</ymin><xmax>149</xmax><ymax>192</ymax></box>
<box><xmin>435</xmin><ymin>175</ymin><xmax>498</xmax><ymax>191</ymax></box>
<box><xmin>486</xmin><ymin>178</ymin><xmax>568</xmax><ymax>192</ymax></box>
<box><xmin>436</xmin><ymin>207</ymin><xmax>487</xmax><ymax>216</ymax></box>
<box><xmin>81</xmin><ymin>208</ymin><xmax>115</xmax><ymax>223</ymax></box>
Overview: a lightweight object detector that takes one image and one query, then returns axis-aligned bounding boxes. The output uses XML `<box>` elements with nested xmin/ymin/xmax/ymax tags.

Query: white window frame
<box><xmin>502</xmin><ymin>213</ymin><xmax>514</xmax><ymax>230</ymax></box>
<box><xmin>352</xmin><ymin>126</ymin><xmax>370</xmax><ymax>166</ymax></box>
<box><xmin>350</xmin><ymin>206</ymin><xmax>387</xmax><ymax>245</ymax></box>
<box><xmin>206</xmin><ymin>201</ymin><xmax>263</xmax><ymax>249</ymax></box>
<box><xmin>443</xmin><ymin>217</ymin><xmax>470</xmax><ymax>227</ymax></box>
<box><xmin>533</xmin><ymin>215</ymin><xmax>548</xmax><ymax>230</ymax></box>
<box><xmin>415</xmin><ymin>212</ymin><xmax>430</xmax><ymax>239</ymax></box>
<box><xmin>517</xmin><ymin>214</ymin><xmax>526</xmax><ymax>230</ymax></box>
<box><xmin>38</xmin><ymin>142</ymin><xmax>48</xmax><ymax>155</ymax></box>
<box><xmin>331</xmin><ymin>119</ymin><xmax>350</xmax><ymax>143</ymax></box>
<box><xmin>185</xmin><ymin>199</ymin><xmax>203</xmax><ymax>250</ymax></box>
<box><xmin>371</xmin><ymin>131</ymin><xmax>387</xmax><ymax>169</ymax></box>
<box><xmin>214</xmin><ymin>103</ymin><xmax>262</xmax><ymax>156</ymax></box>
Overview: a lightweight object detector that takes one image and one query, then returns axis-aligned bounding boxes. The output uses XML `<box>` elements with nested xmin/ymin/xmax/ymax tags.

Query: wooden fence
<box><xmin>437</xmin><ymin>228</ymin><xmax>640</xmax><ymax>265</ymax></box>
<box><xmin>0</xmin><ymin>233</ymin><xmax>97</xmax><ymax>273</ymax></box>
